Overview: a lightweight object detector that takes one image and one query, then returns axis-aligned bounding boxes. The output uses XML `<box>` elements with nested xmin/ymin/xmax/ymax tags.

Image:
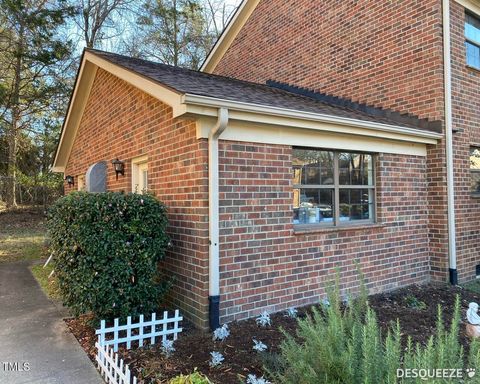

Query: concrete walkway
<box><xmin>0</xmin><ymin>261</ymin><xmax>103</xmax><ymax>384</ymax></box>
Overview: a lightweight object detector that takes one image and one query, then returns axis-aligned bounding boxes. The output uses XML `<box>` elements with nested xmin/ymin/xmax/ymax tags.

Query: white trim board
<box><xmin>201</xmin><ymin>0</ymin><xmax>261</xmax><ymax>73</ymax></box>
<box><xmin>455</xmin><ymin>0</ymin><xmax>480</xmax><ymax>15</ymax></box>
<box><xmin>196</xmin><ymin>118</ymin><xmax>430</xmax><ymax>157</ymax></box>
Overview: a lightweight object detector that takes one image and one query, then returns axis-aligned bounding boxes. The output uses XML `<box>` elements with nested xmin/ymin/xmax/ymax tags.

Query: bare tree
<box><xmin>203</xmin><ymin>0</ymin><xmax>239</xmax><ymax>37</ymax></box>
<box><xmin>76</xmin><ymin>0</ymin><xmax>136</xmax><ymax>48</ymax></box>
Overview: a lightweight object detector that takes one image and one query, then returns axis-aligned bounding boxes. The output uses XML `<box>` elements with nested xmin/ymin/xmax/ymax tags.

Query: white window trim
<box><xmin>131</xmin><ymin>155</ymin><xmax>148</xmax><ymax>194</ymax></box>
<box><xmin>456</xmin><ymin>0</ymin><xmax>480</xmax><ymax>17</ymax></box>
<box><xmin>77</xmin><ymin>174</ymin><xmax>85</xmax><ymax>191</ymax></box>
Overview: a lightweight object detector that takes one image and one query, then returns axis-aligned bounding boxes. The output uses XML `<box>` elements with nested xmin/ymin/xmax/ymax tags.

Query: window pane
<box><xmin>339</xmin><ymin>153</ymin><xmax>373</xmax><ymax>185</ymax></box>
<box><xmin>292</xmin><ymin>149</ymin><xmax>334</xmax><ymax>185</ymax></box>
<box><xmin>466</xmin><ymin>13</ymin><xmax>480</xmax><ymax>44</ymax></box>
<box><xmin>466</xmin><ymin>41</ymin><xmax>480</xmax><ymax>69</ymax></box>
<box><xmin>470</xmin><ymin>148</ymin><xmax>480</xmax><ymax>170</ymax></box>
<box><xmin>471</xmin><ymin>173</ymin><xmax>480</xmax><ymax>194</ymax></box>
<box><xmin>471</xmin><ymin>148</ymin><xmax>480</xmax><ymax>194</ymax></box>
<box><xmin>142</xmin><ymin>170</ymin><xmax>148</xmax><ymax>190</ymax></box>
<box><xmin>293</xmin><ymin>188</ymin><xmax>333</xmax><ymax>224</ymax></box>
<box><xmin>339</xmin><ymin>188</ymin><xmax>373</xmax><ymax>221</ymax></box>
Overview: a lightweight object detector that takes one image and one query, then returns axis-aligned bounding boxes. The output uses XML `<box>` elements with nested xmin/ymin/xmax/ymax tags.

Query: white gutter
<box><xmin>443</xmin><ymin>0</ymin><xmax>458</xmax><ymax>284</ymax></box>
<box><xmin>208</xmin><ymin>107</ymin><xmax>229</xmax><ymax>330</ymax></box>
<box><xmin>182</xmin><ymin>94</ymin><xmax>443</xmax><ymax>141</ymax></box>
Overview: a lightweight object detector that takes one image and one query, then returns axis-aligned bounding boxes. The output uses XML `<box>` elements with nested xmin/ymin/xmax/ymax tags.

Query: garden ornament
<box><xmin>466</xmin><ymin>302</ymin><xmax>480</xmax><ymax>339</ymax></box>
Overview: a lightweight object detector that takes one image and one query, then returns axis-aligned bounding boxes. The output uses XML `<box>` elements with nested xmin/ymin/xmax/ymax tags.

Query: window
<box><xmin>470</xmin><ymin>147</ymin><xmax>480</xmax><ymax>195</ymax></box>
<box><xmin>293</xmin><ymin>148</ymin><xmax>375</xmax><ymax>226</ymax></box>
<box><xmin>132</xmin><ymin>156</ymin><xmax>148</xmax><ymax>193</ymax></box>
<box><xmin>466</xmin><ymin>12</ymin><xmax>480</xmax><ymax>69</ymax></box>
<box><xmin>77</xmin><ymin>175</ymin><xmax>85</xmax><ymax>191</ymax></box>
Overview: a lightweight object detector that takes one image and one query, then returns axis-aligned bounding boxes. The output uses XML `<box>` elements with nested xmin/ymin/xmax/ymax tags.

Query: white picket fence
<box><xmin>96</xmin><ymin>342</ymin><xmax>137</xmax><ymax>384</ymax></box>
<box><xmin>96</xmin><ymin>310</ymin><xmax>183</xmax><ymax>352</ymax></box>
<box><xmin>95</xmin><ymin>310</ymin><xmax>183</xmax><ymax>384</ymax></box>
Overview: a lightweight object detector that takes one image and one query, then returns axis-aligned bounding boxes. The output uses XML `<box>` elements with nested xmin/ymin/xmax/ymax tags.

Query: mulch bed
<box><xmin>66</xmin><ymin>282</ymin><xmax>480</xmax><ymax>384</ymax></box>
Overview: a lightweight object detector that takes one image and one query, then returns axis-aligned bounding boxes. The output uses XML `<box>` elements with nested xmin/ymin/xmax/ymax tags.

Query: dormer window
<box><xmin>466</xmin><ymin>12</ymin><xmax>480</xmax><ymax>69</ymax></box>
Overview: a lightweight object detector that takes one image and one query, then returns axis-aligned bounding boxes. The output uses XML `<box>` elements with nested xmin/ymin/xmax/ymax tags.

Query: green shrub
<box><xmin>47</xmin><ymin>192</ymin><xmax>170</xmax><ymax>320</ymax></box>
<box><xmin>268</xmin><ymin>283</ymin><xmax>477</xmax><ymax>384</ymax></box>
<box><xmin>404</xmin><ymin>294</ymin><xmax>427</xmax><ymax>310</ymax></box>
<box><xmin>169</xmin><ymin>369</ymin><xmax>212</xmax><ymax>384</ymax></box>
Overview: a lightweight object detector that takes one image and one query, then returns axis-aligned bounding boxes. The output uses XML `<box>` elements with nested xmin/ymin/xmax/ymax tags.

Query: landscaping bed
<box><xmin>66</xmin><ymin>282</ymin><xmax>480</xmax><ymax>384</ymax></box>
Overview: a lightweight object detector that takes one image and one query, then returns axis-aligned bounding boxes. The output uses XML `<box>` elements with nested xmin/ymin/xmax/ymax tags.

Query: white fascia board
<box><xmin>52</xmin><ymin>60</ymin><xmax>97</xmax><ymax>173</ymax></box>
<box><xmin>52</xmin><ymin>52</ymin><xmax>185</xmax><ymax>173</ymax></box>
<box><xmin>182</xmin><ymin>94</ymin><xmax>442</xmax><ymax>145</ymax></box>
<box><xmin>85</xmin><ymin>52</ymin><xmax>184</xmax><ymax>115</ymax></box>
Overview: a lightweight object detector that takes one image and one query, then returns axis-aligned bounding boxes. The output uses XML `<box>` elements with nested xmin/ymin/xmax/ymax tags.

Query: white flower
<box><xmin>256</xmin><ymin>311</ymin><xmax>271</xmax><ymax>327</ymax></box>
<box><xmin>284</xmin><ymin>307</ymin><xmax>298</xmax><ymax>318</ymax></box>
<box><xmin>213</xmin><ymin>324</ymin><xmax>230</xmax><ymax>341</ymax></box>
<box><xmin>161</xmin><ymin>339</ymin><xmax>175</xmax><ymax>357</ymax></box>
<box><xmin>252</xmin><ymin>339</ymin><xmax>267</xmax><ymax>352</ymax></box>
<box><xmin>209</xmin><ymin>351</ymin><xmax>224</xmax><ymax>368</ymax></box>
<box><xmin>246</xmin><ymin>374</ymin><xmax>271</xmax><ymax>384</ymax></box>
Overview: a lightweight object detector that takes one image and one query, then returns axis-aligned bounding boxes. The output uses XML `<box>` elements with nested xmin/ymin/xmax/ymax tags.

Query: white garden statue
<box><xmin>466</xmin><ymin>302</ymin><xmax>480</xmax><ymax>339</ymax></box>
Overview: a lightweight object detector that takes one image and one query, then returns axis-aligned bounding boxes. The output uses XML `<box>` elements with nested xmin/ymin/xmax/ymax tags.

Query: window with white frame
<box><xmin>293</xmin><ymin>148</ymin><xmax>375</xmax><ymax>226</ymax></box>
<box><xmin>466</xmin><ymin>12</ymin><xmax>480</xmax><ymax>69</ymax></box>
<box><xmin>131</xmin><ymin>156</ymin><xmax>148</xmax><ymax>193</ymax></box>
<box><xmin>77</xmin><ymin>175</ymin><xmax>85</xmax><ymax>191</ymax></box>
<box><xmin>470</xmin><ymin>147</ymin><xmax>480</xmax><ymax>195</ymax></box>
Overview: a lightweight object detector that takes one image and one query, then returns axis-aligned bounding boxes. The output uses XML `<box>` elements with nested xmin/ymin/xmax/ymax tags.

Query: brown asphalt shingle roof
<box><xmin>87</xmin><ymin>49</ymin><xmax>441</xmax><ymax>133</ymax></box>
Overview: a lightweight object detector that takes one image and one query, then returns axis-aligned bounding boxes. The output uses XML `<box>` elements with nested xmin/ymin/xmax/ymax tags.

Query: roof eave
<box><xmin>181</xmin><ymin>93</ymin><xmax>442</xmax><ymax>145</ymax></box>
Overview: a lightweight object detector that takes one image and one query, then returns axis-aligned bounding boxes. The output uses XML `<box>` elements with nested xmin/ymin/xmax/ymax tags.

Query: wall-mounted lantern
<box><xmin>111</xmin><ymin>158</ymin><xmax>125</xmax><ymax>180</ymax></box>
<box><xmin>65</xmin><ymin>175</ymin><xmax>75</xmax><ymax>186</ymax></box>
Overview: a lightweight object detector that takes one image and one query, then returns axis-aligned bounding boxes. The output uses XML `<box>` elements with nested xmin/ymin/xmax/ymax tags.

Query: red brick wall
<box><xmin>214</xmin><ymin>0</ymin><xmax>445</xmax><ymax>121</ymax></box>
<box><xmin>218</xmin><ymin>141</ymin><xmax>430</xmax><ymax>322</ymax></box>
<box><xmin>64</xmin><ymin>69</ymin><xmax>210</xmax><ymax>328</ymax></box>
<box><xmin>450</xmin><ymin>2</ymin><xmax>480</xmax><ymax>282</ymax></box>
<box><xmin>214</xmin><ymin>0</ymin><xmax>455</xmax><ymax>284</ymax></box>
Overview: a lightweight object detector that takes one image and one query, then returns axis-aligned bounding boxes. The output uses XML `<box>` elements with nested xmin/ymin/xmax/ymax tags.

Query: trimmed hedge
<box><xmin>47</xmin><ymin>192</ymin><xmax>170</xmax><ymax>320</ymax></box>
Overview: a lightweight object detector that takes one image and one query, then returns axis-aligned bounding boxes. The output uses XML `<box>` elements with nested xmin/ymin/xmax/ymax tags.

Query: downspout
<box><xmin>442</xmin><ymin>0</ymin><xmax>458</xmax><ymax>285</ymax></box>
<box><xmin>208</xmin><ymin>108</ymin><xmax>229</xmax><ymax>330</ymax></box>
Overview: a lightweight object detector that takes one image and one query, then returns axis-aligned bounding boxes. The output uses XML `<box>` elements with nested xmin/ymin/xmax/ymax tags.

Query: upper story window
<box><xmin>466</xmin><ymin>12</ymin><xmax>480</xmax><ymax>69</ymax></box>
<box><xmin>470</xmin><ymin>147</ymin><xmax>480</xmax><ymax>195</ymax></box>
<box><xmin>293</xmin><ymin>148</ymin><xmax>375</xmax><ymax>227</ymax></box>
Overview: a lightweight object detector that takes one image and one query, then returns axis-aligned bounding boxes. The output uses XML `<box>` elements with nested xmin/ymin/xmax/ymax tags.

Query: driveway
<box><xmin>0</xmin><ymin>261</ymin><xmax>102</xmax><ymax>384</ymax></box>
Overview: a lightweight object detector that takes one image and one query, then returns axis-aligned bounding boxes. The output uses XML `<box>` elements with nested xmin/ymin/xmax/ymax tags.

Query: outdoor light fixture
<box><xmin>111</xmin><ymin>158</ymin><xmax>125</xmax><ymax>180</ymax></box>
<box><xmin>65</xmin><ymin>175</ymin><xmax>74</xmax><ymax>186</ymax></box>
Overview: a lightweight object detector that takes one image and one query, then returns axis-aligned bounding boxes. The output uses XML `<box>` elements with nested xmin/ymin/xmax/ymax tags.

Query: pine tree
<box><xmin>0</xmin><ymin>0</ymin><xmax>73</xmax><ymax>208</ymax></box>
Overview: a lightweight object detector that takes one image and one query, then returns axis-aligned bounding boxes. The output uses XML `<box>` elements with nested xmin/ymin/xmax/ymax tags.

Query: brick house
<box><xmin>53</xmin><ymin>0</ymin><xmax>480</xmax><ymax>330</ymax></box>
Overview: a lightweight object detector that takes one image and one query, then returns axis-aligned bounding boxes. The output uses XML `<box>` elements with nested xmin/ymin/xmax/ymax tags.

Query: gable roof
<box><xmin>53</xmin><ymin>49</ymin><xmax>442</xmax><ymax>172</ymax></box>
<box><xmin>201</xmin><ymin>0</ymin><xmax>261</xmax><ymax>73</ymax></box>
<box><xmin>88</xmin><ymin>50</ymin><xmax>441</xmax><ymax>132</ymax></box>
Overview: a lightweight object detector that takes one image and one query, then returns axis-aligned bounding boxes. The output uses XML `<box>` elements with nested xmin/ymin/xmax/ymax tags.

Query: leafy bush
<box><xmin>267</xmin><ymin>281</ymin><xmax>477</xmax><ymax>384</ymax></box>
<box><xmin>404</xmin><ymin>294</ymin><xmax>427</xmax><ymax>310</ymax></box>
<box><xmin>169</xmin><ymin>369</ymin><xmax>212</xmax><ymax>384</ymax></box>
<box><xmin>47</xmin><ymin>192</ymin><xmax>170</xmax><ymax>320</ymax></box>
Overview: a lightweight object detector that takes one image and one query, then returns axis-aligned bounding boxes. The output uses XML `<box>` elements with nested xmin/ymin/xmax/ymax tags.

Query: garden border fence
<box><xmin>96</xmin><ymin>342</ymin><xmax>137</xmax><ymax>384</ymax></box>
<box><xmin>96</xmin><ymin>310</ymin><xmax>183</xmax><ymax>352</ymax></box>
<box><xmin>95</xmin><ymin>310</ymin><xmax>183</xmax><ymax>384</ymax></box>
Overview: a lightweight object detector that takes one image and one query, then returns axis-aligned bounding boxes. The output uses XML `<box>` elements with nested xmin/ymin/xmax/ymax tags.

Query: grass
<box><xmin>0</xmin><ymin>207</ymin><xmax>46</xmax><ymax>263</ymax></box>
<box><xmin>30</xmin><ymin>263</ymin><xmax>62</xmax><ymax>301</ymax></box>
